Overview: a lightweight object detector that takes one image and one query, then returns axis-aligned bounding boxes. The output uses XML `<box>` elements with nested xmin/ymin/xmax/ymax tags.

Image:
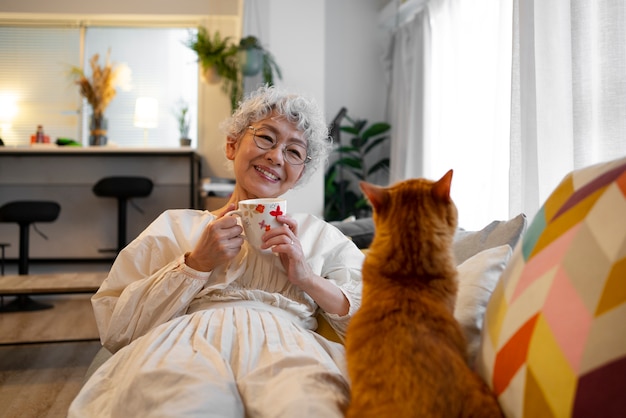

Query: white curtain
<box><xmin>386</xmin><ymin>0</ymin><xmax>626</xmax><ymax>228</ymax></box>
<box><xmin>385</xmin><ymin>0</ymin><xmax>513</xmax><ymax>229</ymax></box>
<box><xmin>509</xmin><ymin>0</ymin><xmax>626</xmax><ymax>221</ymax></box>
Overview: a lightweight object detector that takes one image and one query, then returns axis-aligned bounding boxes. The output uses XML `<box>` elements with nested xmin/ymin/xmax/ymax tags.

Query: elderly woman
<box><xmin>69</xmin><ymin>85</ymin><xmax>364</xmax><ymax>417</ymax></box>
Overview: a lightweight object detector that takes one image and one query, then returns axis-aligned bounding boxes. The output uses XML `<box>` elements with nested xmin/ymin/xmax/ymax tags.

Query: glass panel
<box><xmin>0</xmin><ymin>27</ymin><xmax>80</xmax><ymax>146</ymax></box>
<box><xmin>0</xmin><ymin>25</ymin><xmax>198</xmax><ymax>148</ymax></box>
<box><xmin>84</xmin><ymin>27</ymin><xmax>198</xmax><ymax>147</ymax></box>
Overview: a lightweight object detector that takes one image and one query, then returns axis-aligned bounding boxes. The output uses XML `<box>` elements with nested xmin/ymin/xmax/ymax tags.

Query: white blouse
<box><xmin>92</xmin><ymin>209</ymin><xmax>364</xmax><ymax>353</ymax></box>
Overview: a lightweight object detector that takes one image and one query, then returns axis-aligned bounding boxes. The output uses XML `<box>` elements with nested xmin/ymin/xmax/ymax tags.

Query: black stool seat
<box><xmin>93</xmin><ymin>176</ymin><xmax>153</xmax><ymax>254</ymax></box>
<box><xmin>0</xmin><ymin>200</ymin><xmax>61</xmax><ymax>312</ymax></box>
<box><xmin>93</xmin><ymin>177</ymin><xmax>154</xmax><ymax>199</ymax></box>
<box><xmin>0</xmin><ymin>201</ymin><xmax>60</xmax><ymax>224</ymax></box>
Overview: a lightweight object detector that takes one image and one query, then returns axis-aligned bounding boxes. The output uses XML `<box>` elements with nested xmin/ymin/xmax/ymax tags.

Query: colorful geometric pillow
<box><xmin>476</xmin><ymin>156</ymin><xmax>626</xmax><ymax>418</ymax></box>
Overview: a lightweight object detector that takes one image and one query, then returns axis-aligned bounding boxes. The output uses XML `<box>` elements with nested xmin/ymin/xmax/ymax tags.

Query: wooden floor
<box><xmin>0</xmin><ymin>262</ymin><xmax>110</xmax><ymax>417</ymax></box>
<box><xmin>0</xmin><ymin>294</ymin><xmax>100</xmax><ymax>345</ymax></box>
<box><xmin>0</xmin><ymin>340</ymin><xmax>102</xmax><ymax>418</ymax></box>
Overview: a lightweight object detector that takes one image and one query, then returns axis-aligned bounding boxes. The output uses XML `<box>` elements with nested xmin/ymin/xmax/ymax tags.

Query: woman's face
<box><xmin>226</xmin><ymin>112</ymin><xmax>307</xmax><ymax>199</ymax></box>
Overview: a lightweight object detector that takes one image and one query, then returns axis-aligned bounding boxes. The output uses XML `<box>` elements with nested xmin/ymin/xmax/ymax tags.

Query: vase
<box><xmin>89</xmin><ymin>114</ymin><xmax>108</xmax><ymax>146</ymax></box>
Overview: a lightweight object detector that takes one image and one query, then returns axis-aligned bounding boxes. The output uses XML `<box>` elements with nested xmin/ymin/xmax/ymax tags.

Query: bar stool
<box><xmin>0</xmin><ymin>200</ymin><xmax>61</xmax><ymax>312</ymax></box>
<box><xmin>93</xmin><ymin>176</ymin><xmax>153</xmax><ymax>254</ymax></box>
<box><xmin>0</xmin><ymin>242</ymin><xmax>9</xmax><ymax>275</ymax></box>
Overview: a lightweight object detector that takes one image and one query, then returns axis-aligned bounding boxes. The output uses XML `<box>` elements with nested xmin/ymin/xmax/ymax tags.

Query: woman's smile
<box><xmin>254</xmin><ymin>164</ymin><xmax>280</xmax><ymax>182</ymax></box>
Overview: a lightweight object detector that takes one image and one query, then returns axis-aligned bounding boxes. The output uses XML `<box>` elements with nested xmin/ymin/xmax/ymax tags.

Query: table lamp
<box><xmin>0</xmin><ymin>93</ymin><xmax>18</xmax><ymax>132</ymax></box>
<box><xmin>133</xmin><ymin>97</ymin><xmax>158</xmax><ymax>146</ymax></box>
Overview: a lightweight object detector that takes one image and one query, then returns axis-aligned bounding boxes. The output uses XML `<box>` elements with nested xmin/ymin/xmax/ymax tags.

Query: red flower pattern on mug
<box><xmin>255</xmin><ymin>204</ymin><xmax>265</xmax><ymax>213</ymax></box>
<box><xmin>270</xmin><ymin>205</ymin><xmax>283</xmax><ymax>218</ymax></box>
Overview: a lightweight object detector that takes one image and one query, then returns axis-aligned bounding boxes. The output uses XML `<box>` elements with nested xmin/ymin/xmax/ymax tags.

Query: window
<box><xmin>0</xmin><ymin>22</ymin><xmax>198</xmax><ymax>148</ymax></box>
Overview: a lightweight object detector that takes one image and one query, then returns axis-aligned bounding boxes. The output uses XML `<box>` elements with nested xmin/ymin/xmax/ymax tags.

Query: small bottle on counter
<box><xmin>35</xmin><ymin>125</ymin><xmax>44</xmax><ymax>143</ymax></box>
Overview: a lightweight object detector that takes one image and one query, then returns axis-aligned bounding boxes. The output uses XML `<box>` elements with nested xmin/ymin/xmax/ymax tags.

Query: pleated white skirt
<box><xmin>69</xmin><ymin>301</ymin><xmax>350</xmax><ymax>418</ymax></box>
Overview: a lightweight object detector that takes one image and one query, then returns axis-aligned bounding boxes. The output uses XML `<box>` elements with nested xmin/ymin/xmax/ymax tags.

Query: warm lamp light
<box><xmin>0</xmin><ymin>93</ymin><xmax>18</xmax><ymax>129</ymax></box>
<box><xmin>134</xmin><ymin>97</ymin><xmax>158</xmax><ymax>145</ymax></box>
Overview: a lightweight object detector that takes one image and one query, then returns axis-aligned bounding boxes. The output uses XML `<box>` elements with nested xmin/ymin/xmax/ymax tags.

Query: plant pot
<box><xmin>89</xmin><ymin>114</ymin><xmax>108</xmax><ymax>146</ymax></box>
<box><xmin>179</xmin><ymin>137</ymin><xmax>192</xmax><ymax>147</ymax></box>
<box><xmin>201</xmin><ymin>65</ymin><xmax>221</xmax><ymax>84</ymax></box>
<box><xmin>239</xmin><ymin>47</ymin><xmax>263</xmax><ymax>77</ymax></box>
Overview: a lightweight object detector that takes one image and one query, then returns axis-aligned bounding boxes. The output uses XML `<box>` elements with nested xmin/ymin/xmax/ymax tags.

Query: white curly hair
<box><xmin>220</xmin><ymin>85</ymin><xmax>332</xmax><ymax>186</ymax></box>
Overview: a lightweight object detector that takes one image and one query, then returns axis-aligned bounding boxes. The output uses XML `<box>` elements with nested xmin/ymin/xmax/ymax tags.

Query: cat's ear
<box><xmin>360</xmin><ymin>181</ymin><xmax>387</xmax><ymax>212</ymax></box>
<box><xmin>432</xmin><ymin>169</ymin><xmax>453</xmax><ymax>202</ymax></box>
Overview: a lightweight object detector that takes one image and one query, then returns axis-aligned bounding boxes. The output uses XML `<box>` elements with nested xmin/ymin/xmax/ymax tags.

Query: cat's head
<box><xmin>360</xmin><ymin>170</ymin><xmax>458</xmax><ymax>274</ymax></box>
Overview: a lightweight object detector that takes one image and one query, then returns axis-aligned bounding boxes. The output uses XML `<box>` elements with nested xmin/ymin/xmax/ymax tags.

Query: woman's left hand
<box><xmin>261</xmin><ymin>214</ymin><xmax>313</xmax><ymax>287</ymax></box>
<box><xmin>262</xmin><ymin>214</ymin><xmax>350</xmax><ymax>316</ymax></box>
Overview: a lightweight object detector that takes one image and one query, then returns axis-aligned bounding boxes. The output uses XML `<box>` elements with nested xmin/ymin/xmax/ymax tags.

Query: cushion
<box><xmin>330</xmin><ymin>217</ymin><xmax>375</xmax><ymax>249</ymax></box>
<box><xmin>332</xmin><ymin>213</ymin><xmax>527</xmax><ymax>254</ymax></box>
<box><xmin>455</xmin><ymin>244</ymin><xmax>512</xmax><ymax>367</ymax></box>
<box><xmin>454</xmin><ymin>213</ymin><xmax>527</xmax><ymax>265</ymax></box>
<box><xmin>476</xmin><ymin>156</ymin><xmax>626</xmax><ymax>417</ymax></box>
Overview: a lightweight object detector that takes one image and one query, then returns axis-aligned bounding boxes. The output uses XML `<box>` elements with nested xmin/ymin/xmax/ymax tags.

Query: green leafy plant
<box><xmin>238</xmin><ymin>36</ymin><xmax>283</xmax><ymax>86</ymax></box>
<box><xmin>173</xmin><ymin>100</ymin><xmax>191</xmax><ymax>139</ymax></box>
<box><xmin>324</xmin><ymin>113</ymin><xmax>391</xmax><ymax>221</ymax></box>
<box><xmin>185</xmin><ymin>27</ymin><xmax>241</xmax><ymax>110</ymax></box>
<box><xmin>185</xmin><ymin>30</ymin><xmax>283</xmax><ymax>111</ymax></box>
<box><xmin>185</xmin><ymin>28</ymin><xmax>238</xmax><ymax>77</ymax></box>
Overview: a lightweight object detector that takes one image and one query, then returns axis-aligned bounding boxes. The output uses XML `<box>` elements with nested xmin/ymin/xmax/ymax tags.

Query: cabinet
<box><xmin>0</xmin><ymin>147</ymin><xmax>201</xmax><ymax>260</ymax></box>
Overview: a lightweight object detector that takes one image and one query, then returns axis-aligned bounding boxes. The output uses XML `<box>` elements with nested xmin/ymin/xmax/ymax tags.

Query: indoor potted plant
<box><xmin>185</xmin><ymin>27</ymin><xmax>241</xmax><ymax>109</ymax></box>
<box><xmin>238</xmin><ymin>35</ymin><xmax>282</xmax><ymax>86</ymax></box>
<box><xmin>324</xmin><ymin>110</ymin><xmax>391</xmax><ymax>221</ymax></box>
<box><xmin>174</xmin><ymin>100</ymin><xmax>192</xmax><ymax>146</ymax></box>
<box><xmin>186</xmin><ymin>29</ymin><xmax>283</xmax><ymax>111</ymax></box>
<box><xmin>185</xmin><ymin>27</ymin><xmax>238</xmax><ymax>84</ymax></box>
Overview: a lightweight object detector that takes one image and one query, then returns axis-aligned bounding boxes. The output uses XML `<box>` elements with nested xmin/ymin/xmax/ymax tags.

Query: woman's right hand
<box><xmin>185</xmin><ymin>204</ymin><xmax>244</xmax><ymax>272</ymax></box>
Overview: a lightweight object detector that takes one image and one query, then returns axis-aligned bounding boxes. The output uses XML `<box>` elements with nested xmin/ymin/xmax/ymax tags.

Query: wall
<box><xmin>239</xmin><ymin>0</ymin><xmax>389</xmax><ymax>217</ymax></box>
<box><xmin>324</xmin><ymin>0</ymin><xmax>391</xmax><ymax>194</ymax></box>
<box><xmin>260</xmin><ymin>0</ymin><xmax>327</xmax><ymax>215</ymax></box>
<box><xmin>325</xmin><ymin>1</ymin><xmax>389</xmax><ymax>127</ymax></box>
<box><xmin>0</xmin><ymin>0</ymin><xmax>239</xmax><ymax>16</ymax></box>
<box><xmin>0</xmin><ymin>0</ymin><xmax>390</xmax><ymax>219</ymax></box>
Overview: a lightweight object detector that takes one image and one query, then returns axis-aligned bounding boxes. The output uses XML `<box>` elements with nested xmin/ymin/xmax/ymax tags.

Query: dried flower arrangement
<box><xmin>70</xmin><ymin>51</ymin><xmax>132</xmax><ymax>118</ymax></box>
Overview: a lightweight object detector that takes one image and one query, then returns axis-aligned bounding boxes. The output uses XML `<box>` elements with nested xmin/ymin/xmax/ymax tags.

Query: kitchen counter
<box><xmin>0</xmin><ymin>146</ymin><xmax>201</xmax><ymax>260</ymax></box>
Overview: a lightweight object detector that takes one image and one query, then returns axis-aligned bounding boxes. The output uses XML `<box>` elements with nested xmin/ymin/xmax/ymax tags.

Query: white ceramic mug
<box><xmin>227</xmin><ymin>198</ymin><xmax>287</xmax><ymax>252</ymax></box>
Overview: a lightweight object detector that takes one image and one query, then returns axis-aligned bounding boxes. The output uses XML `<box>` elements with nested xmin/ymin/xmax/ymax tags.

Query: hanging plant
<box><xmin>238</xmin><ymin>36</ymin><xmax>283</xmax><ymax>85</ymax></box>
<box><xmin>185</xmin><ymin>27</ymin><xmax>242</xmax><ymax>109</ymax></box>
<box><xmin>185</xmin><ymin>29</ymin><xmax>283</xmax><ymax>111</ymax></box>
<box><xmin>185</xmin><ymin>28</ymin><xmax>237</xmax><ymax>82</ymax></box>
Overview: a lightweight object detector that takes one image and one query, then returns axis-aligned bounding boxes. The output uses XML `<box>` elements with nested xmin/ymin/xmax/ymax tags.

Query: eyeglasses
<box><xmin>248</xmin><ymin>126</ymin><xmax>311</xmax><ymax>166</ymax></box>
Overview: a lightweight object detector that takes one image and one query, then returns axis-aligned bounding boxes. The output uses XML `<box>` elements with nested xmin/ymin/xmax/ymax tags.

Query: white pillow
<box><xmin>453</xmin><ymin>213</ymin><xmax>526</xmax><ymax>264</ymax></box>
<box><xmin>454</xmin><ymin>244</ymin><xmax>512</xmax><ymax>368</ymax></box>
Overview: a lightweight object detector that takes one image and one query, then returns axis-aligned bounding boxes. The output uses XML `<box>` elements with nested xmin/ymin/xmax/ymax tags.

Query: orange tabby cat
<box><xmin>345</xmin><ymin>170</ymin><xmax>503</xmax><ymax>418</ymax></box>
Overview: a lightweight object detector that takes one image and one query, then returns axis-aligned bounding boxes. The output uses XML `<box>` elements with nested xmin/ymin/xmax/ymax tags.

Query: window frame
<box><xmin>0</xmin><ymin>15</ymin><xmax>204</xmax><ymax>148</ymax></box>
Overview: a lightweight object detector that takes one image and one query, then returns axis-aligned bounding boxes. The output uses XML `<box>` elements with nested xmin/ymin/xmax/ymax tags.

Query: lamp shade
<box><xmin>133</xmin><ymin>97</ymin><xmax>158</xmax><ymax>129</ymax></box>
<box><xmin>0</xmin><ymin>94</ymin><xmax>18</xmax><ymax>126</ymax></box>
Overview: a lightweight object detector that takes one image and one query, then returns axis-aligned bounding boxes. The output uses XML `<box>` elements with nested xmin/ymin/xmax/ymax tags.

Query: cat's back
<box><xmin>345</xmin><ymin>172</ymin><xmax>503</xmax><ymax>418</ymax></box>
